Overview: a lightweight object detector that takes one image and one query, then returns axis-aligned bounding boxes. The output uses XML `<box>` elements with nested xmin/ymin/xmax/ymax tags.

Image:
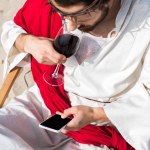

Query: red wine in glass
<box><xmin>53</xmin><ymin>33</ymin><xmax>80</xmax><ymax>58</ymax></box>
<box><xmin>43</xmin><ymin>32</ymin><xmax>80</xmax><ymax>86</ymax></box>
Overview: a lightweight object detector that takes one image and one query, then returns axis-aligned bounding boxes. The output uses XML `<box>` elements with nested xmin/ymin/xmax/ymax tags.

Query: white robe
<box><xmin>1</xmin><ymin>0</ymin><xmax>150</xmax><ymax>149</ymax></box>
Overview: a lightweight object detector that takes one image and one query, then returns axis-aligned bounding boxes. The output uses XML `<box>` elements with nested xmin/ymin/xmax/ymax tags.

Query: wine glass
<box><xmin>43</xmin><ymin>22</ymin><xmax>80</xmax><ymax>86</ymax></box>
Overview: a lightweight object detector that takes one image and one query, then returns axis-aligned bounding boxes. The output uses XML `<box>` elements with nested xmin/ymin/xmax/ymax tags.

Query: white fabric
<box><xmin>63</xmin><ymin>0</ymin><xmax>150</xmax><ymax>149</ymax></box>
<box><xmin>0</xmin><ymin>85</ymin><xmax>75</xmax><ymax>150</ymax></box>
<box><xmin>0</xmin><ymin>84</ymin><xmax>110</xmax><ymax>150</ymax></box>
<box><xmin>1</xmin><ymin>0</ymin><xmax>150</xmax><ymax>149</ymax></box>
<box><xmin>1</xmin><ymin>20</ymin><xmax>29</xmax><ymax>81</ymax></box>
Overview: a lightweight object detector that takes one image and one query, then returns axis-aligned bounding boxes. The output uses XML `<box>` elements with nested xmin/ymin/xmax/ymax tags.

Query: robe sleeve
<box><xmin>1</xmin><ymin>20</ymin><xmax>29</xmax><ymax>81</ymax></box>
<box><xmin>104</xmin><ymin>42</ymin><xmax>150</xmax><ymax>149</ymax></box>
<box><xmin>1</xmin><ymin>0</ymin><xmax>32</xmax><ymax>81</ymax></box>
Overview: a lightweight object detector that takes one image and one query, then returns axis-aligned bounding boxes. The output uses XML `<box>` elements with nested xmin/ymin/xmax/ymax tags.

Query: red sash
<box><xmin>14</xmin><ymin>0</ymin><xmax>134</xmax><ymax>149</ymax></box>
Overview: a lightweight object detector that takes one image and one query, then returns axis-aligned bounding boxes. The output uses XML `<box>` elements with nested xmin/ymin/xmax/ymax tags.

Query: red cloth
<box><xmin>14</xmin><ymin>0</ymin><xmax>134</xmax><ymax>149</ymax></box>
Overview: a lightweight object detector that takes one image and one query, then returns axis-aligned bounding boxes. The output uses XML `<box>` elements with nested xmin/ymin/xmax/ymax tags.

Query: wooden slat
<box><xmin>0</xmin><ymin>67</ymin><xmax>21</xmax><ymax>107</ymax></box>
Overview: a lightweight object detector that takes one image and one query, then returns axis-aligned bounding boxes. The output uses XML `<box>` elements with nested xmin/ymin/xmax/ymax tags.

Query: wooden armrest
<box><xmin>0</xmin><ymin>67</ymin><xmax>21</xmax><ymax>107</ymax></box>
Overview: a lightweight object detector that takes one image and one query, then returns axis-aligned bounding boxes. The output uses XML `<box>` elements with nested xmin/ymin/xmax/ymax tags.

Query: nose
<box><xmin>64</xmin><ymin>17</ymin><xmax>78</xmax><ymax>31</ymax></box>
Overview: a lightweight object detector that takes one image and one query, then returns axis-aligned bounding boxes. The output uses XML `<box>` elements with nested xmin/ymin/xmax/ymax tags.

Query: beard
<box><xmin>78</xmin><ymin>6</ymin><xmax>109</xmax><ymax>33</ymax></box>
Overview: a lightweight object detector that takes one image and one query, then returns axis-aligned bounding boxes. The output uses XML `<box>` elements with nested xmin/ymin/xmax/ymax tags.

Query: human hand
<box><xmin>16</xmin><ymin>34</ymin><xmax>66</xmax><ymax>65</ymax></box>
<box><xmin>56</xmin><ymin>105</ymin><xmax>109</xmax><ymax>134</ymax></box>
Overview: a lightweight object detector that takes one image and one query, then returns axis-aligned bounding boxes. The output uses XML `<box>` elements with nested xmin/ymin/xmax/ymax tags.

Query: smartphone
<box><xmin>39</xmin><ymin>114</ymin><xmax>72</xmax><ymax>133</ymax></box>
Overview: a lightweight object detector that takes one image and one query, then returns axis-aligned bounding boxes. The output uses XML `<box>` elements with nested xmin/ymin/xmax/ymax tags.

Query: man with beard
<box><xmin>1</xmin><ymin>0</ymin><xmax>150</xmax><ymax>149</ymax></box>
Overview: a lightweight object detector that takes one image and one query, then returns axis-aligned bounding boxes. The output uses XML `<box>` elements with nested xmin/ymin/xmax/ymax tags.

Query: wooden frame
<box><xmin>0</xmin><ymin>67</ymin><xmax>21</xmax><ymax>107</ymax></box>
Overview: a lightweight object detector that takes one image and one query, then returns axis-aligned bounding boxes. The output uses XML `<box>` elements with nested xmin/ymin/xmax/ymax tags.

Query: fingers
<box><xmin>35</xmin><ymin>39</ymin><xmax>66</xmax><ymax>65</ymax></box>
<box><xmin>61</xmin><ymin>107</ymin><xmax>77</xmax><ymax>118</ymax></box>
<box><xmin>26</xmin><ymin>36</ymin><xmax>67</xmax><ymax>65</ymax></box>
<box><xmin>61</xmin><ymin>117</ymin><xmax>83</xmax><ymax>133</ymax></box>
<box><xmin>56</xmin><ymin>111</ymin><xmax>63</xmax><ymax>116</ymax></box>
<box><xmin>56</xmin><ymin>111</ymin><xmax>75</xmax><ymax>134</ymax></box>
<box><xmin>46</xmin><ymin>52</ymin><xmax>66</xmax><ymax>65</ymax></box>
<box><xmin>46</xmin><ymin>43</ymin><xmax>66</xmax><ymax>63</ymax></box>
<box><xmin>58</xmin><ymin>107</ymin><xmax>85</xmax><ymax>133</ymax></box>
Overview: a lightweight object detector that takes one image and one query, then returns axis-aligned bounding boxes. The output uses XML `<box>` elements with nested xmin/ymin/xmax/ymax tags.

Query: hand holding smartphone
<box><xmin>39</xmin><ymin>114</ymin><xmax>71</xmax><ymax>133</ymax></box>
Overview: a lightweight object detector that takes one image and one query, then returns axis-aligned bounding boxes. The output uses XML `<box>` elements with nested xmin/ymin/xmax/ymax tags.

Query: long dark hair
<box><xmin>53</xmin><ymin>0</ymin><xmax>95</xmax><ymax>7</ymax></box>
<box><xmin>52</xmin><ymin>0</ymin><xmax>109</xmax><ymax>8</ymax></box>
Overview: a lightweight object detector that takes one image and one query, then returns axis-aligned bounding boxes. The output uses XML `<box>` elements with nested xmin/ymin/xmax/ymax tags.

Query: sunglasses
<box><xmin>48</xmin><ymin>0</ymin><xmax>102</xmax><ymax>17</ymax></box>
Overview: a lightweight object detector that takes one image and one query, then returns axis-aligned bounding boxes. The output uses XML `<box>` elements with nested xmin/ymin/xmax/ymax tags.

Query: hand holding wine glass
<box><xmin>43</xmin><ymin>22</ymin><xmax>80</xmax><ymax>86</ymax></box>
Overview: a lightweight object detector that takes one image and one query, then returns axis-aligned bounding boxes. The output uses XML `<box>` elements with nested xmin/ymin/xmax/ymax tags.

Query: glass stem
<box><xmin>52</xmin><ymin>64</ymin><xmax>60</xmax><ymax>78</ymax></box>
<box><xmin>64</xmin><ymin>20</ymin><xmax>69</xmax><ymax>33</ymax></box>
